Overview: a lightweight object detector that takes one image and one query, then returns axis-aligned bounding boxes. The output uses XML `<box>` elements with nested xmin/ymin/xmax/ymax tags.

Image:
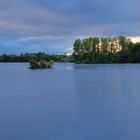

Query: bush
<box><xmin>29</xmin><ymin>60</ymin><xmax>41</xmax><ymax>69</ymax></box>
<box><xmin>29</xmin><ymin>59</ymin><xmax>54</xmax><ymax>69</ymax></box>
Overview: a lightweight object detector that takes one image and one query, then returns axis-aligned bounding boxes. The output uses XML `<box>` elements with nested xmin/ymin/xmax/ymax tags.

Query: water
<box><xmin>0</xmin><ymin>63</ymin><xmax>140</xmax><ymax>140</ymax></box>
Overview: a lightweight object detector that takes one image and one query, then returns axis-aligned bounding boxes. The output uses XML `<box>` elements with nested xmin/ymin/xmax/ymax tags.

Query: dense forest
<box><xmin>73</xmin><ymin>36</ymin><xmax>140</xmax><ymax>63</ymax></box>
<box><xmin>0</xmin><ymin>52</ymin><xmax>73</xmax><ymax>62</ymax></box>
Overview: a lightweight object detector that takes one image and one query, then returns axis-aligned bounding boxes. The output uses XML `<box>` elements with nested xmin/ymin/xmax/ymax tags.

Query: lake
<box><xmin>0</xmin><ymin>63</ymin><xmax>140</xmax><ymax>140</ymax></box>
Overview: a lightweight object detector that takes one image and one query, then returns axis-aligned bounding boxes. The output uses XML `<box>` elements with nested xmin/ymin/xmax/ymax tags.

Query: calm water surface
<box><xmin>0</xmin><ymin>63</ymin><xmax>140</xmax><ymax>140</ymax></box>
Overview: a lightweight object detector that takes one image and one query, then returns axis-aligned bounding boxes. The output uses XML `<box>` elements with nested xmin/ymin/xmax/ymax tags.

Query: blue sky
<box><xmin>0</xmin><ymin>0</ymin><xmax>140</xmax><ymax>54</ymax></box>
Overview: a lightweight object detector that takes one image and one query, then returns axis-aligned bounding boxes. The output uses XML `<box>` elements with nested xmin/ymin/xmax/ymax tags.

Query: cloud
<box><xmin>0</xmin><ymin>0</ymin><xmax>140</xmax><ymax>54</ymax></box>
<box><xmin>0</xmin><ymin>0</ymin><xmax>139</xmax><ymax>37</ymax></box>
<box><xmin>130</xmin><ymin>36</ymin><xmax>140</xmax><ymax>43</ymax></box>
<box><xmin>0</xmin><ymin>0</ymin><xmax>70</xmax><ymax>37</ymax></box>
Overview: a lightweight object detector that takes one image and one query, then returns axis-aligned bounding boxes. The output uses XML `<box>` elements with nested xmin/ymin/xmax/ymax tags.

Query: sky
<box><xmin>0</xmin><ymin>0</ymin><xmax>140</xmax><ymax>54</ymax></box>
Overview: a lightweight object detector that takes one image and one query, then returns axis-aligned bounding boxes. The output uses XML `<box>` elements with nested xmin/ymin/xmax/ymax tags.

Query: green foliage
<box><xmin>73</xmin><ymin>36</ymin><xmax>140</xmax><ymax>64</ymax></box>
<box><xmin>128</xmin><ymin>43</ymin><xmax>140</xmax><ymax>63</ymax></box>
<box><xmin>49</xmin><ymin>60</ymin><xmax>55</xmax><ymax>65</ymax></box>
<box><xmin>39</xmin><ymin>60</ymin><xmax>49</xmax><ymax>68</ymax></box>
<box><xmin>29</xmin><ymin>60</ymin><xmax>41</xmax><ymax>69</ymax></box>
<box><xmin>0</xmin><ymin>52</ymin><xmax>74</xmax><ymax>63</ymax></box>
<box><xmin>1</xmin><ymin>36</ymin><xmax>140</xmax><ymax>64</ymax></box>
<box><xmin>29</xmin><ymin>59</ymin><xmax>54</xmax><ymax>69</ymax></box>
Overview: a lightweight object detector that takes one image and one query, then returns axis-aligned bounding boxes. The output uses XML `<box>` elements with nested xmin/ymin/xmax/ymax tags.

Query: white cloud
<box><xmin>130</xmin><ymin>36</ymin><xmax>140</xmax><ymax>43</ymax></box>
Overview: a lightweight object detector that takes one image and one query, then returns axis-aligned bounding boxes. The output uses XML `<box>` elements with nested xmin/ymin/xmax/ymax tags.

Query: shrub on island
<box><xmin>29</xmin><ymin>59</ymin><xmax>54</xmax><ymax>69</ymax></box>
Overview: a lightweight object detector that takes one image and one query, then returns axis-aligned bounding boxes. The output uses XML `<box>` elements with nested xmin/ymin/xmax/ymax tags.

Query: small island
<box><xmin>29</xmin><ymin>59</ymin><xmax>54</xmax><ymax>69</ymax></box>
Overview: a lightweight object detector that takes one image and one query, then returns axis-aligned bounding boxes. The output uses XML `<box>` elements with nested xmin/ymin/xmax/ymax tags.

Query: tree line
<box><xmin>0</xmin><ymin>52</ymin><xmax>73</xmax><ymax>62</ymax></box>
<box><xmin>1</xmin><ymin>36</ymin><xmax>140</xmax><ymax>64</ymax></box>
<box><xmin>73</xmin><ymin>36</ymin><xmax>140</xmax><ymax>63</ymax></box>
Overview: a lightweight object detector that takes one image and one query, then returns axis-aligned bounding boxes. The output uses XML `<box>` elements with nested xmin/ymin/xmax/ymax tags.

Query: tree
<box><xmin>73</xmin><ymin>39</ymin><xmax>83</xmax><ymax>63</ymax></box>
<box><xmin>91</xmin><ymin>37</ymin><xmax>99</xmax><ymax>63</ymax></box>
<box><xmin>73</xmin><ymin>36</ymin><xmax>140</xmax><ymax>64</ymax></box>
<box><xmin>101</xmin><ymin>38</ymin><xmax>108</xmax><ymax>53</ymax></box>
<box><xmin>119</xmin><ymin>35</ymin><xmax>127</xmax><ymax>50</ymax></box>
